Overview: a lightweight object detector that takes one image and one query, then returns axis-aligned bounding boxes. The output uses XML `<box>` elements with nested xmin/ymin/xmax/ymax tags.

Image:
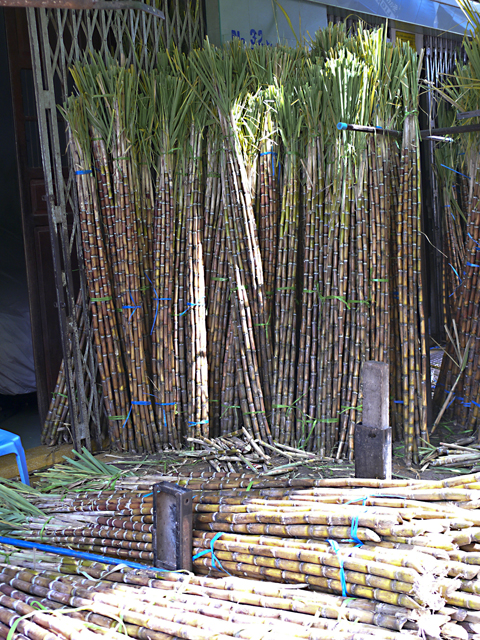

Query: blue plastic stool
<box><xmin>0</xmin><ymin>429</ymin><xmax>30</xmax><ymax>485</ymax></box>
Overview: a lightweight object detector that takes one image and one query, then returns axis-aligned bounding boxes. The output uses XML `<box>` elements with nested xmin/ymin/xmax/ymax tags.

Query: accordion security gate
<box><xmin>28</xmin><ymin>6</ymin><xmax>465</xmax><ymax>458</ymax></box>
<box><xmin>26</xmin><ymin>2</ymin><xmax>204</xmax><ymax>450</ymax></box>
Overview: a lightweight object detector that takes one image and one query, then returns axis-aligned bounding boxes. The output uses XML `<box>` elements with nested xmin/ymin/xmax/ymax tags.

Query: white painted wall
<box><xmin>205</xmin><ymin>0</ymin><xmax>477</xmax><ymax>47</ymax></box>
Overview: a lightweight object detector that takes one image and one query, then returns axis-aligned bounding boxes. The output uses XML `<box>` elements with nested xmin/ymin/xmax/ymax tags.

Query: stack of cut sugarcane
<box><xmin>56</xmin><ymin>22</ymin><xmax>431</xmax><ymax>461</ymax></box>
<box><xmin>10</xmin><ymin>470</ymin><xmax>480</xmax><ymax>636</ymax></box>
<box><xmin>0</xmin><ymin>551</ymin><xmax>452</xmax><ymax>640</ymax></box>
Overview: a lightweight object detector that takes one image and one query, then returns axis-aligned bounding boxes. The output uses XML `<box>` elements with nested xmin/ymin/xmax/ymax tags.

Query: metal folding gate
<box><xmin>26</xmin><ymin>1</ymin><xmax>204</xmax><ymax>450</ymax></box>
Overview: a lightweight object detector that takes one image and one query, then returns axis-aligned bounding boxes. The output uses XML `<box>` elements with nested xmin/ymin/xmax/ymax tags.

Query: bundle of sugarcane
<box><xmin>181</xmin><ymin>99</ymin><xmax>209</xmax><ymax>441</ymax></box>
<box><xmin>305</xmin><ymin>48</ymin><xmax>372</xmax><ymax>459</ymax></box>
<box><xmin>256</xmin><ymin>86</ymin><xmax>280</xmax><ymax>328</ymax></box>
<box><xmin>110</xmin><ymin>67</ymin><xmax>158</xmax><ymax>452</ymax></box>
<box><xmin>270</xmin><ymin>85</ymin><xmax>301</xmax><ymax>446</ymax></box>
<box><xmin>433</xmin><ymin>104</ymin><xmax>467</xmax><ymax>327</ymax></box>
<box><xmin>295</xmin><ymin>69</ymin><xmax>323</xmax><ymax>451</ymax></box>
<box><xmin>67</xmin><ymin>60</ymin><xmax>179</xmax><ymax>452</ymax></box>
<box><xmin>203</xmin><ymin>127</ymin><xmax>230</xmax><ymax>437</ymax></box>
<box><xmin>9</xmin><ymin>489</ymin><xmax>155</xmax><ymax>562</ymax></box>
<box><xmin>62</xmin><ymin>94</ymin><xmax>130</xmax><ymax>450</ymax></box>
<box><xmin>149</xmin><ymin>72</ymin><xmax>187</xmax><ymax>448</ymax></box>
<box><xmin>190</xmin><ymin>42</ymin><xmax>272</xmax><ymax>443</ymax></box>
<box><xmin>390</xmin><ymin>45</ymin><xmax>429</xmax><ymax>464</ymax></box>
<box><xmin>0</xmin><ymin>551</ymin><xmax>443</xmax><ymax>640</ymax></box>
<box><xmin>433</xmin><ymin>2</ymin><xmax>480</xmax><ymax>435</ymax></box>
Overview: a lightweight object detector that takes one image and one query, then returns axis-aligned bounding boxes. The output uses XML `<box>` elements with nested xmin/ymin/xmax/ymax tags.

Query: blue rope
<box><xmin>345</xmin><ymin>494</ymin><xmax>409</xmax><ymax>545</ymax></box>
<box><xmin>155</xmin><ymin>402</ymin><xmax>176</xmax><ymax>432</ymax></box>
<box><xmin>260</xmin><ymin>151</ymin><xmax>279</xmax><ymax>179</ymax></box>
<box><xmin>121</xmin><ymin>400</ymin><xmax>151</xmax><ymax>430</ymax></box>
<box><xmin>468</xmin><ymin>233</ymin><xmax>480</xmax><ymax>248</ymax></box>
<box><xmin>448</xmin><ymin>263</ymin><xmax>462</xmax><ymax>284</ymax></box>
<box><xmin>123</xmin><ymin>291</ymin><xmax>141</xmax><ymax>320</ymax></box>
<box><xmin>188</xmin><ymin>419</ymin><xmax>209</xmax><ymax>426</ymax></box>
<box><xmin>440</xmin><ymin>164</ymin><xmax>470</xmax><ymax>179</ymax></box>
<box><xmin>178</xmin><ymin>300</ymin><xmax>205</xmax><ymax>316</ymax></box>
<box><xmin>192</xmin><ymin>532</ymin><xmax>231</xmax><ymax>575</ymax></box>
<box><xmin>467</xmin><ymin>262</ymin><xmax>480</xmax><ymax>268</ymax></box>
<box><xmin>327</xmin><ymin>539</ymin><xmax>347</xmax><ymax>596</ymax></box>
<box><xmin>437</xmin><ymin>384</ymin><xmax>480</xmax><ymax>411</ymax></box>
<box><xmin>145</xmin><ymin>274</ymin><xmax>171</xmax><ymax>335</ymax></box>
<box><xmin>349</xmin><ymin>515</ymin><xmax>362</xmax><ymax>546</ymax></box>
<box><xmin>75</xmin><ymin>169</ymin><xmax>93</xmax><ymax>175</ymax></box>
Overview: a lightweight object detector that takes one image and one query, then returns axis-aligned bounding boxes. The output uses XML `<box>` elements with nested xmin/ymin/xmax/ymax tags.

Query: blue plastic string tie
<box><xmin>449</xmin><ymin>279</ymin><xmax>464</xmax><ymax>297</ymax></box>
<box><xmin>467</xmin><ymin>262</ymin><xmax>480</xmax><ymax>268</ymax></box>
<box><xmin>345</xmin><ymin>494</ymin><xmax>407</xmax><ymax>547</ymax></box>
<box><xmin>440</xmin><ymin>164</ymin><xmax>470</xmax><ymax>179</ymax></box>
<box><xmin>123</xmin><ymin>291</ymin><xmax>141</xmax><ymax>320</ymax></box>
<box><xmin>192</xmin><ymin>532</ymin><xmax>231</xmax><ymax>575</ymax></box>
<box><xmin>446</xmin><ymin>395</ymin><xmax>457</xmax><ymax>410</ymax></box>
<box><xmin>178</xmin><ymin>300</ymin><xmax>205</xmax><ymax>317</ymax></box>
<box><xmin>143</xmin><ymin>492</ymin><xmax>153</xmax><ymax>497</ymax></box>
<box><xmin>448</xmin><ymin>264</ymin><xmax>462</xmax><ymax>284</ymax></box>
<box><xmin>327</xmin><ymin>539</ymin><xmax>347</xmax><ymax>596</ymax></box>
<box><xmin>155</xmin><ymin>402</ymin><xmax>176</xmax><ymax>432</ymax></box>
<box><xmin>394</xmin><ymin>400</ymin><xmax>404</xmax><ymax>404</ymax></box>
<box><xmin>145</xmin><ymin>275</ymin><xmax>171</xmax><ymax>335</ymax></box>
<box><xmin>75</xmin><ymin>169</ymin><xmax>93</xmax><ymax>175</ymax></box>
<box><xmin>345</xmin><ymin>496</ymin><xmax>371</xmax><ymax>546</ymax></box>
<box><xmin>121</xmin><ymin>400</ymin><xmax>151</xmax><ymax>430</ymax></box>
<box><xmin>188</xmin><ymin>419</ymin><xmax>209</xmax><ymax>426</ymax></box>
<box><xmin>260</xmin><ymin>151</ymin><xmax>279</xmax><ymax>179</ymax></box>
<box><xmin>468</xmin><ymin>233</ymin><xmax>480</xmax><ymax>248</ymax></box>
<box><xmin>350</xmin><ymin>514</ymin><xmax>363</xmax><ymax>546</ymax></box>
<box><xmin>439</xmin><ymin>389</ymin><xmax>480</xmax><ymax>410</ymax></box>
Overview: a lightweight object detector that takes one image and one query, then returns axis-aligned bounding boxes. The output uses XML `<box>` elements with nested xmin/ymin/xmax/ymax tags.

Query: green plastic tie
<box><xmin>91</xmin><ymin>296</ymin><xmax>113</xmax><ymax>302</ymax></box>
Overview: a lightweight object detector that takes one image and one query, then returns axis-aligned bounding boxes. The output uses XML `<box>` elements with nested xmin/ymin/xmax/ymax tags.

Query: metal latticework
<box><xmin>27</xmin><ymin>2</ymin><xmax>204</xmax><ymax>450</ymax></box>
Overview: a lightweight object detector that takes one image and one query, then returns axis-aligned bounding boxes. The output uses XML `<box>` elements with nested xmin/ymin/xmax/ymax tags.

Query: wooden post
<box><xmin>355</xmin><ymin>361</ymin><xmax>392</xmax><ymax>479</ymax></box>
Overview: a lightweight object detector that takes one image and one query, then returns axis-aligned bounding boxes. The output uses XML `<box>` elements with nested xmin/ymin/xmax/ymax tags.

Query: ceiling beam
<box><xmin>0</xmin><ymin>0</ymin><xmax>165</xmax><ymax>19</ymax></box>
